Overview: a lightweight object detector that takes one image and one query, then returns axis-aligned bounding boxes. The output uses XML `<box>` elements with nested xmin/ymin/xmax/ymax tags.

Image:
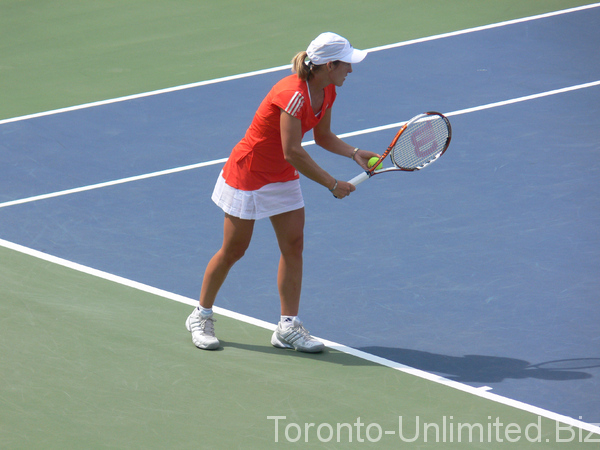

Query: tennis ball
<box><xmin>368</xmin><ymin>157</ymin><xmax>383</xmax><ymax>170</ymax></box>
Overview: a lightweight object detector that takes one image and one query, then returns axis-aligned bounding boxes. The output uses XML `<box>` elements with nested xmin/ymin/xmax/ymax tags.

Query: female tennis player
<box><xmin>186</xmin><ymin>32</ymin><xmax>378</xmax><ymax>351</ymax></box>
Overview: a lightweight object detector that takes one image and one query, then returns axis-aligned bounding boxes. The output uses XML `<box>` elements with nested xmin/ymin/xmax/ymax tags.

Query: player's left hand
<box><xmin>354</xmin><ymin>149</ymin><xmax>381</xmax><ymax>171</ymax></box>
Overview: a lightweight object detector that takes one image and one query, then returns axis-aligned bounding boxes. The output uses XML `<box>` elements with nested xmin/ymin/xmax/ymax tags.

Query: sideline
<box><xmin>1</xmin><ymin>80</ymin><xmax>599</xmax><ymax>209</ymax></box>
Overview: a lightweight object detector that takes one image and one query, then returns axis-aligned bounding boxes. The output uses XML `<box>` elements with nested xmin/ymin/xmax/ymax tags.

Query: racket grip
<box><xmin>348</xmin><ymin>171</ymin><xmax>370</xmax><ymax>186</ymax></box>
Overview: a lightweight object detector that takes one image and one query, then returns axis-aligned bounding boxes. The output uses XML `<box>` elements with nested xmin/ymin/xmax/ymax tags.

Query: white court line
<box><xmin>1</xmin><ymin>235</ymin><xmax>599</xmax><ymax>436</ymax></box>
<box><xmin>0</xmin><ymin>65</ymin><xmax>292</xmax><ymax>126</ymax></box>
<box><xmin>0</xmin><ymin>158</ymin><xmax>228</xmax><ymax>209</ymax></box>
<box><xmin>0</xmin><ymin>2</ymin><xmax>598</xmax><ymax>126</ymax></box>
<box><xmin>1</xmin><ymin>79</ymin><xmax>599</xmax><ymax>210</ymax></box>
<box><xmin>321</xmin><ymin>80</ymin><xmax>600</xmax><ymax>142</ymax></box>
<box><xmin>366</xmin><ymin>2</ymin><xmax>600</xmax><ymax>54</ymax></box>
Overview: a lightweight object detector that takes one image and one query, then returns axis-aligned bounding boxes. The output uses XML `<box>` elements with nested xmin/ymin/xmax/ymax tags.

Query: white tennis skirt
<box><xmin>211</xmin><ymin>171</ymin><xmax>304</xmax><ymax>220</ymax></box>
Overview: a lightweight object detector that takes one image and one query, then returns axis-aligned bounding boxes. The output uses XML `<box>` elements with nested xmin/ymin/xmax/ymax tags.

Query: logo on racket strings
<box><xmin>411</xmin><ymin>120</ymin><xmax>438</xmax><ymax>158</ymax></box>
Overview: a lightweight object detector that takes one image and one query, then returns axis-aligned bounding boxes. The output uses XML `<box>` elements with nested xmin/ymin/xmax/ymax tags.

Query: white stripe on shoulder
<box><xmin>284</xmin><ymin>92</ymin><xmax>304</xmax><ymax>116</ymax></box>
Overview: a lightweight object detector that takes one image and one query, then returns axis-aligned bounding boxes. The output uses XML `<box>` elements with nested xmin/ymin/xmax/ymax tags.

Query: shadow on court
<box><xmin>218</xmin><ymin>340</ymin><xmax>380</xmax><ymax>367</ymax></box>
<box><xmin>358</xmin><ymin>347</ymin><xmax>598</xmax><ymax>384</ymax></box>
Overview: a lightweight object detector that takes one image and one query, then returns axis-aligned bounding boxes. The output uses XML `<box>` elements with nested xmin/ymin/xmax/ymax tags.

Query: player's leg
<box><xmin>200</xmin><ymin>213</ymin><xmax>255</xmax><ymax>309</ymax></box>
<box><xmin>269</xmin><ymin>207</ymin><xmax>323</xmax><ymax>352</ymax></box>
<box><xmin>269</xmin><ymin>207</ymin><xmax>304</xmax><ymax>316</ymax></box>
<box><xmin>187</xmin><ymin>213</ymin><xmax>254</xmax><ymax>350</ymax></box>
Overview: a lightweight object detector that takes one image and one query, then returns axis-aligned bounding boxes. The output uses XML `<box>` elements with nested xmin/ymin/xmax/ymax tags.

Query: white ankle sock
<box><xmin>280</xmin><ymin>316</ymin><xmax>297</xmax><ymax>329</ymax></box>
<box><xmin>198</xmin><ymin>306</ymin><xmax>213</xmax><ymax>317</ymax></box>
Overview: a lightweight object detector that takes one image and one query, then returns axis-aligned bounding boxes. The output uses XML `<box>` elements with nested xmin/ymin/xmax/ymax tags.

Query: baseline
<box><xmin>1</xmin><ymin>235</ymin><xmax>598</xmax><ymax>436</ymax></box>
<box><xmin>0</xmin><ymin>3</ymin><xmax>597</xmax><ymax>126</ymax></box>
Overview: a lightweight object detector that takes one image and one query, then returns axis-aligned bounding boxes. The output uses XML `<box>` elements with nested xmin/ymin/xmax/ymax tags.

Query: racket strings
<box><xmin>391</xmin><ymin>116</ymin><xmax>450</xmax><ymax>170</ymax></box>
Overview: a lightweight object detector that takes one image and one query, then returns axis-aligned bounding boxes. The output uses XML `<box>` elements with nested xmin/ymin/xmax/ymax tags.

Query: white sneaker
<box><xmin>185</xmin><ymin>308</ymin><xmax>219</xmax><ymax>350</ymax></box>
<box><xmin>271</xmin><ymin>317</ymin><xmax>324</xmax><ymax>353</ymax></box>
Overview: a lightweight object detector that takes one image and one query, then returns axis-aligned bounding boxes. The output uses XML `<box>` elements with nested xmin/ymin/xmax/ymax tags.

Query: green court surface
<box><xmin>0</xmin><ymin>0</ymin><xmax>592</xmax><ymax>120</ymax></box>
<box><xmin>2</xmin><ymin>1</ymin><xmax>599</xmax><ymax>448</ymax></box>
<box><xmin>1</xmin><ymin>244</ymin><xmax>598</xmax><ymax>448</ymax></box>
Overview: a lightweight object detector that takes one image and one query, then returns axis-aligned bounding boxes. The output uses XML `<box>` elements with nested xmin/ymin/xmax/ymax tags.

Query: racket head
<box><xmin>389</xmin><ymin>112</ymin><xmax>451</xmax><ymax>171</ymax></box>
<box><xmin>527</xmin><ymin>358</ymin><xmax>600</xmax><ymax>371</ymax></box>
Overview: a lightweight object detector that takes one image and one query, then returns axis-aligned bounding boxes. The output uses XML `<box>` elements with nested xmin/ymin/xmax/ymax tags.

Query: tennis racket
<box><xmin>349</xmin><ymin>112</ymin><xmax>452</xmax><ymax>186</ymax></box>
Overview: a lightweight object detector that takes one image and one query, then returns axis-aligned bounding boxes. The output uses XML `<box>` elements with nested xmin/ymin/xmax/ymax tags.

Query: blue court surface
<box><xmin>1</xmin><ymin>4</ymin><xmax>599</xmax><ymax>430</ymax></box>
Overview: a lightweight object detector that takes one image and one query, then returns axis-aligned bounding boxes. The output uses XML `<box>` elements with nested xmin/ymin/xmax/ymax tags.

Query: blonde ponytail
<box><xmin>291</xmin><ymin>51</ymin><xmax>313</xmax><ymax>81</ymax></box>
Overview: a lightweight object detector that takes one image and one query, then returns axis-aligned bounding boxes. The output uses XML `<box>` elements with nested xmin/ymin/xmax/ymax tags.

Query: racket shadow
<box><xmin>357</xmin><ymin>347</ymin><xmax>595</xmax><ymax>383</ymax></box>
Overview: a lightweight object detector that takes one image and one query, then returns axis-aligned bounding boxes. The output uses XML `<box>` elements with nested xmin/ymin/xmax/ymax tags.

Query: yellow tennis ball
<box><xmin>368</xmin><ymin>157</ymin><xmax>383</xmax><ymax>170</ymax></box>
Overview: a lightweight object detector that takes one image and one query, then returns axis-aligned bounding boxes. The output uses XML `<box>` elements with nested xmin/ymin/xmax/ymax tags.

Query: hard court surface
<box><xmin>1</xmin><ymin>1</ymin><xmax>599</xmax><ymax>448</ymax></box>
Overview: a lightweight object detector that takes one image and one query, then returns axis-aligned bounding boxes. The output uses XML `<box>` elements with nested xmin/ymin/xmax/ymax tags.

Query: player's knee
<box><xmin>281</xmin><ymin>234</ymin><xmax>304</xmax><ymax>257</ymax></box>
<box><xmin>220</xmin><ymin>244</ymin><xmax>248</xmax><ymax>266</ymax></box>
